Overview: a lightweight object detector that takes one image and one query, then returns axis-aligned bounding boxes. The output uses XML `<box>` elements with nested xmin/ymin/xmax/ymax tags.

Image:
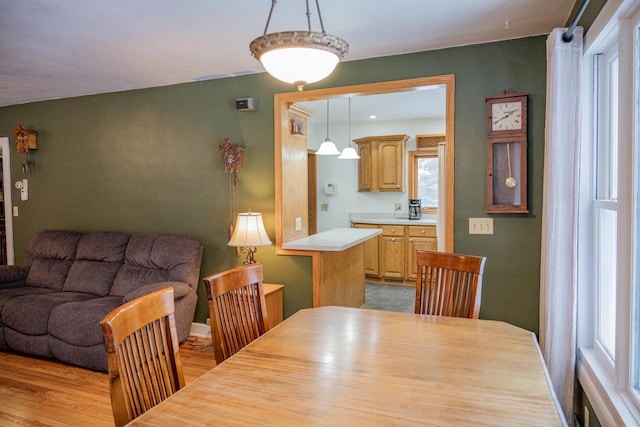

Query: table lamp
<box><xmin>228</xmin><ymin>211</ymin><xmax>272</xmax><ymax>265</ymax></box>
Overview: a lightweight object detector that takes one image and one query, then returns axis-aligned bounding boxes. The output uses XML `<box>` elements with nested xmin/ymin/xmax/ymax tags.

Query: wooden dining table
<box><xmin>129</xmin><ymin>306</ymin><xmax>565</xmax><ymax>426</ymax></box>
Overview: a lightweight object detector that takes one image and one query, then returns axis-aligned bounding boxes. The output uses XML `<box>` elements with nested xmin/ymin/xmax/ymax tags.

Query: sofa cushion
<box><xmin>2</xmin><ymin>292</ymin><xmax>96</xmax><ymax>335</ymax></box>
<box><xmin>63</xmin><ymin>232</ymin><xmax>130</xmax><ymax>296</ymax></box>
<box><xmin>49</xmin><ymin>296</ymin><xmax>123</xmax><ymax>347</ymax></box>
<box><xmin>122</xmin><ymin>281</ymin><xmax>192</xmax><ymax>303</ymax></box>
<box><xmin>0</xmin><ymin>265</ymin><xmax>29</xmax><ymax>288</ymax></box>
<box><xmin>25</xmin><ymin>230</ymin><xmax>82</xmax><ymax>290</ymax></box>
<box><xmin>0</xmin><ymin>287</ymin><xmax>54</xmax><ymax>327</ymax></box>
<box><xmin>110</xmin><ymin>234</ymin><xmax>202</xmax><ymax>296</ymax></box>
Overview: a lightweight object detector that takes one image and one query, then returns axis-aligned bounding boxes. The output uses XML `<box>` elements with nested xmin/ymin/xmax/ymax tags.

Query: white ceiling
<box><xmin>0</xmin><ymin>0</ymin><xmax>575</xmax><ymax>108</ymax></box>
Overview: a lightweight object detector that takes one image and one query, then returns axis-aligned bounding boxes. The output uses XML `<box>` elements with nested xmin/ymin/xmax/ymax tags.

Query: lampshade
<box><xmin>316</xmin><ymin>99</ymin><xmax>340</xmax><ymax>155</ymax></box>
<box><xmin>317</xmin><ymin>139</ymin><xmax>341</xmax><ymax>155</ymax></box>
<box><xmin>338</xmin><ymin>97</ymin><xmax>360</xmax><ymax>160</ymax></box>
<box><xmin>338</xmin><ymin>147</ymin><xmax>360</xmax><ymax>159</ymax></box>
<box><xmin>228</xmin><ymin>212</ymin><xmax>272</xmax><ymax>248</ymax></box>
<box><xmin>249</xmin><ymin>2</ymin><xmax>349</xmax><ymax>91</ymax></box>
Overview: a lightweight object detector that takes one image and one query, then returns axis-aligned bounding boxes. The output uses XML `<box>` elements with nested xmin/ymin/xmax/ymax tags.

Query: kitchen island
<box><xmin>282</xmin><ymin>227</ymin><xmax>381</xmax><ymax>308</ymax></box>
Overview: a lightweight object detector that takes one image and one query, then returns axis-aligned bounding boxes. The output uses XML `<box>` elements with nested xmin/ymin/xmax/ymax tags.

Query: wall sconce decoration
<box><xmin>13</xmin><ymin>124</ymin><xmax>37</xmax><ymax>175</ymax></box>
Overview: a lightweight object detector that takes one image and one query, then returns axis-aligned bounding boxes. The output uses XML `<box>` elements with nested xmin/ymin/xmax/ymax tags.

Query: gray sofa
<box><xmin>0</xmin><ymin>230</ymin><xmax>203</xmax><ymax>372</ymax></box>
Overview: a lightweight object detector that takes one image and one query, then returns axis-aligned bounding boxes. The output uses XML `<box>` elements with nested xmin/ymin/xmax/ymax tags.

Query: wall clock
<box><xmin>485</xmin><ymin>89</ymin><xmax>528</xmax><ymax>213</ymax></box>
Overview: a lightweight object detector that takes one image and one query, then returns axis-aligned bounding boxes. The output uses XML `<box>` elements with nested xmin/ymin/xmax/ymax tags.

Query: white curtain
<box><xmin>437</xmin><ymin>142</ymin><xmax>446</xmax><ymax>251</ymax></box>
<box><xmin>540</xmin><ymin>27</ymin><xmax>582</xmax><ymax>426</ymax></box>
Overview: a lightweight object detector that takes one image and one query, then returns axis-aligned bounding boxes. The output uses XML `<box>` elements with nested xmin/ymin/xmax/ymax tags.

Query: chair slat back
<box><xmin>101</xmin><ymin>288</ymin><xmax>185</xmax><ymax>427</ymax></box>
<box><xmin>415</xmin><ymin>250</ymin><xmax>487</xmax><ymax>319</ymax></box>
<box><xmin>204</xmin><ymin>263</ymin><xmax>269</xmax><ymax>364</ymax></box>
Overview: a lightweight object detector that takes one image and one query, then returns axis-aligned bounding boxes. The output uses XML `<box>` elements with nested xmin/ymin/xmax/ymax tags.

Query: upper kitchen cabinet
<box><xmin>354</xmin><ymin>134</ymin><xmax>409</xmax><ymax>192</ymax></box>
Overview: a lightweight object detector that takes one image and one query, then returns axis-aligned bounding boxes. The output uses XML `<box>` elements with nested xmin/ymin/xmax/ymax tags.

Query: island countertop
<box><xmin>282</xmin><ymin>228</ymin><xmax>382</xmax><ymax>252</ymax></box>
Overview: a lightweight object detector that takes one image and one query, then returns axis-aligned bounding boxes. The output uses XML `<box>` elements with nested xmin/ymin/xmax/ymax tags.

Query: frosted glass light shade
<box><xmin>250</xmin><ymin>31</ymin><xmax>349</xmax><ymax>90</ymax></box>
<box><xmin>316</xmin><ymin>139</ymin><xmax>341</xmax><ymax>155</ymax></box>
<box><xmin>338</xmin><ymin>147</ymin><xmax>360</xmax><ymax>159</ymax></box>
<box><xmin>228</xmin><ymin>212</ymin><xmax>272</xmax><ymax>248</ymax></box>
<box><xmin>260</xmin><ymin>47</ymin><xmax>339</xmax><ymax>86</ymax></box>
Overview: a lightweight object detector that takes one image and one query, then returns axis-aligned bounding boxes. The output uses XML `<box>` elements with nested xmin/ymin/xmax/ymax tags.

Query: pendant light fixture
<box><xmin>316</xmin><ymin>99</ymin><xmax>340</xmax><ymax>155</ymax></box>
<box><xmin>338</xmin><ymin>97</ymin><xmax>360</xmax><ymax>160</ymax></box>
<box><xmin>249</xmin><ymin>0</ymin><xmax>349</xmax><ymax>91</ymax></box>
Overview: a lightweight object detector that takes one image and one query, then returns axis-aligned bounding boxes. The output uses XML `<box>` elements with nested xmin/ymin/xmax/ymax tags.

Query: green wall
<box><xmin>0</xmin><ymin>36</ymin><xmax>546</xmax><ymax>333</ymax></box>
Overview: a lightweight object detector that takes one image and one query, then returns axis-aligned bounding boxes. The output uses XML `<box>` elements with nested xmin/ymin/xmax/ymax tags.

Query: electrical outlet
<box><xmin>321</xmin><ymin>203</ymin><xmax>329</xmax><ymax>212</ymax></box>
<box><xmin>295</xmin><ymin>217</ymin><xmax>302</xmax><ymax>231</ymax></box>
<box><xmin>394</xmin><ymin>203</ymin><xmax>402</xmax><ymax>211</ymax></box>
<box><xmin>469</xmin><ymin>218</ymin><xmax>493</xmax><ymax>234</ymax></box>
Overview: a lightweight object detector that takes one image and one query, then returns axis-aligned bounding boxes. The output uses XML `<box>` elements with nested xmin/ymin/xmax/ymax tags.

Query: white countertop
<box><xmin>349</xmin><ymin>212</ymin><xmax>437</xmax><ymax>226</ymax></box>
<box><xmin>282</xmin><ymin>228</ymin><xmax>382</xmax><ymax>252</ymax></box>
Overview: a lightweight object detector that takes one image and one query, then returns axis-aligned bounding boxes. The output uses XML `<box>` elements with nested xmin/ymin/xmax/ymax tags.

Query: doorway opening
<box><xmin>0</xmin><ymin>137</ymin><xmax>15</xmax><ymax>265</ymax></box>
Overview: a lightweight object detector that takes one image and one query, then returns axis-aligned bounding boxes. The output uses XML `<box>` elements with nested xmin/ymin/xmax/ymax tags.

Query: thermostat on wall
<box><xmin>236</xmin><ymin>97</ymin><xmax>258</xmax><ymax>111</ymax></box>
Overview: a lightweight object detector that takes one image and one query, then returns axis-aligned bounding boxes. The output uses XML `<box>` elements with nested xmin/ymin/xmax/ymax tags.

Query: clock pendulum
<box><xmin>505</xmin><ymin>143</ymin><xmax>517</xmax><ymax>188</ymax></box>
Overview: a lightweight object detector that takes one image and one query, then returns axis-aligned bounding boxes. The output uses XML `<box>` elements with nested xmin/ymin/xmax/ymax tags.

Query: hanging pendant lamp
<box><xmin>249</xmin><ymin>0</ymin><xmax>349</xmax><ymax>91</ymax></box>
<box><xmin>316</xmin><ymin>99</ymin><xmax>340</xmax><ymax>155</ymax></box>
<box><xmin>338</xmin><ymin>97</ymin><xmax>360</xmax><ymax>160</ymax></box>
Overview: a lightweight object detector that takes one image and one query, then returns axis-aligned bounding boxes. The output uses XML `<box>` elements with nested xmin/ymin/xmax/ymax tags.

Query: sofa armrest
<box><xmin>0</xmin><ymin>265</ymin><xmax>29</xmax><ymax>290</ymax></box>
<box><xmin>122</xmin><ymin>281</ymin><xmax>193</xmax><ymax>303</ymax></box>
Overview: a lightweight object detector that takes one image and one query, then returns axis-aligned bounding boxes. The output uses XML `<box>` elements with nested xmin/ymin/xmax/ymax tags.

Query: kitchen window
<box><xmin>409</xmin><ymin>148</ymin><xmax>438</xmax><ymax>213</ymax></box>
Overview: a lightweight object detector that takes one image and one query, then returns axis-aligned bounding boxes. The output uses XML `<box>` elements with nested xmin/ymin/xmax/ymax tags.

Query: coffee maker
<box><xmin>408</xmin><ymin>199</ymin><xmax>421</xmax><ymax>220</ymax></box>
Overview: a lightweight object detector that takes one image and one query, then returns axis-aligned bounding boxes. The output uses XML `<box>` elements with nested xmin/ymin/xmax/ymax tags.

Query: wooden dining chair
<box><xmin>100</xmin><ymin>288</ymin><xmax>185</xmax><ymax>427</ymax></box>
<box><xmin>414</xmin><ymin>250</ymin><xmax>487</xmax><ymax>319</ymax></box>
<box><xmin>203</xmin><ymin>263</ymin><xmax>269</xmax><ymax>364</ymax></box>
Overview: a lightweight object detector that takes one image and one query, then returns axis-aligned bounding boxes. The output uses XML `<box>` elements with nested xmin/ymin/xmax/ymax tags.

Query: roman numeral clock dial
<box><xmin>485</xmin><ymin>89</ymin><xmax>529</xmax><ymax>213</ymax></box>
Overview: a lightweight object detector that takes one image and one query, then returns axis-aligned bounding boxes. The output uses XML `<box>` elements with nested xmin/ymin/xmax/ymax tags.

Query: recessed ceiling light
<box><xmin>369</xmin><ymin>115</ymin><xmax>377</xmax><ymax>119</ymax></box>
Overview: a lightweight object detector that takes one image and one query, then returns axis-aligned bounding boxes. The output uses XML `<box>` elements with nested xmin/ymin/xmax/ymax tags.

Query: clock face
<box><xmin>491</xmin><ymin>101</ymin><xmax>522</xmax><ymax>131</ymax></box>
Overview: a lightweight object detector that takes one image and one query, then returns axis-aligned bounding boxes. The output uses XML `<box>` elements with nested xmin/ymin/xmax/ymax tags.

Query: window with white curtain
<box><xmin>594</xmin><ymin>45</ymin><xmax>619</xmax><ymax>363</ymax></box>
<box><xmin>577</xmin><ymin>1</ymin><xmax>640</xmax><ymax>425</ymax></box>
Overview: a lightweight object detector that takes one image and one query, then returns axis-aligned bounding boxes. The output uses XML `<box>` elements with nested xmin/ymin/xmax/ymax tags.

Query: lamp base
<box><xmin>241</xmin><ymin>247</ymin><xmax>258</xmax><ymax>265</ymax></box>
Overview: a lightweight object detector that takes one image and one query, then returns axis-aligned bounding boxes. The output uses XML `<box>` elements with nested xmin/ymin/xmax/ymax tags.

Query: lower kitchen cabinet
<box><xmin>379</xmin><ymin>225</ymin><xmax>406</xmax><ymax>279</ymax></box>
<box><xmin>406</xmin><ymin>226</ymin><xmax>438</xmax><ymax>280</ymax></box>
<box><xmin>356</xmin><ymin>223</ymin><xmax>380</xmax><ymax>276</ymax></box>
<box><xmin>352</xmin><ymin>223</ymin><xmax>437</xmax><ymax>283</ymax></box>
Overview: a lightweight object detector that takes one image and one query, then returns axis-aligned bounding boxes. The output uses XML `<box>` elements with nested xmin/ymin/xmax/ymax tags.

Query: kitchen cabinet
<box><xmin>353</xmin><ymin>222</ymin><xmax>437</xmax><ymax>283</ymax></box>
<box><xmin>406</xmin><ymin>225</ymin><xmax>437</xmax><ymax>280</ymax></box>
<box><xmin>379</xmin><ymin>225</ymin><xmax>405</xmax><ymax>279</ymax></box>
<box><xmin>354</xmin><ymin>134</ymin><xmax>408</xmax><ymax>192</ymax></box>
<box><xmin>355</xmin><ymin>223</ymin><xmax>379</xmax><ymax>276</ymax></box>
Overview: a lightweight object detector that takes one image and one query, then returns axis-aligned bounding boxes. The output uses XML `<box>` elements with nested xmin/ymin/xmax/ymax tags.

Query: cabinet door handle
<box><xmin>421</xmin><ymin>230</ymin><xmax>425</xmax><ymax>234</ymax></box>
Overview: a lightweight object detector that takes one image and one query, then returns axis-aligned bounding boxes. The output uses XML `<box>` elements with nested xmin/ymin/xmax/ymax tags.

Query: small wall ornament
<box><xmin>13</xmin><ymin>124</ymin><xmax>37</xmax><ymax>175</ymax></box>
<box><xmin>218</xmin><ymin>137</ymin><xmax>244</xmax><ymax>185</ymax></box>
<box><xmin>218</xmin><ymin>137</ymin><xmax>245</xmax><ymax>258</ymax></box>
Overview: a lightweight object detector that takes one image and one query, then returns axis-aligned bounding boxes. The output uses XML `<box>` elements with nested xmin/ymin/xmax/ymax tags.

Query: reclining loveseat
<box><xmin>0</xmin><ymin>230</ymin><xmax>203</xmax><ymax>371</ymax></box>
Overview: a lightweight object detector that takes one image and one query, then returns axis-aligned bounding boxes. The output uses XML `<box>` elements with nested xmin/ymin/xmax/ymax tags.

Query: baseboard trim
<box><xmin>190</xmin><ymin>322</ymin><xmax>211</xmax><ymax>339</ymax></box>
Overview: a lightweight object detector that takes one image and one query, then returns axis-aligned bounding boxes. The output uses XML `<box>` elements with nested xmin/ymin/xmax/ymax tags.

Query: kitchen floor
<box><xmin>363</xmin><ymin>283</ymin><xmax>415</xmax><ymax>313</ymax></box>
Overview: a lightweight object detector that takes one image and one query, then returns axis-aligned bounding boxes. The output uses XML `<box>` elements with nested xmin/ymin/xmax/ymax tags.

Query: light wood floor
<box><xmin>0</xmin><ymin>337</ymin><xmax>216</xmax><ymax>426</ymax></box>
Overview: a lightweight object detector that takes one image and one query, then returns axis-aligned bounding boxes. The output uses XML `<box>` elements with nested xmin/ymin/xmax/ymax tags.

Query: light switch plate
<box><xmin>469</xmin><ymin>218</ymin><xmax>493</xmax><ymax>234</ymax></box>
<box><xmin>295</xmin><ymin>217</ymin><xmax>302</xmax><ymax>231</ymax></box>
